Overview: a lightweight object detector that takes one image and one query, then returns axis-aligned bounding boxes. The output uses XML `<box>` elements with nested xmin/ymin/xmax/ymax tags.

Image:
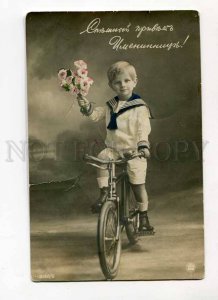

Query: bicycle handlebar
<box><xmin>83</xmin><ymin>152</ymin><xmax>145</xmax><ymax>165</ymax></box>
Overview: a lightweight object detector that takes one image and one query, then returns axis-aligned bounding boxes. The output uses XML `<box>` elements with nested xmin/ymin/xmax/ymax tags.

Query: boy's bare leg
<box><xmin>130</xmin><ymin>183</ymin><xmax>154</xmax><ymax>232</ymax></box>
<box><xmin>130</xmin><ymin>183</ymin><xmax>148</xmax><ymax>210</ymax></box>
<box><xmin>91</xmin><ymin>168</ymin><xmax>109</xmax><ymax>213</ymax></box>
<box><xmin>97</xmin><ymin>168</ymin><xmax>109</xmax><ymax>188</ymax></box>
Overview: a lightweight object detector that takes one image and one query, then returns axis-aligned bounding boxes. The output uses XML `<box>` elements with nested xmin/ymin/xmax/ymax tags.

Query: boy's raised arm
<box><xmin>77</xmin><ymin>94</ymin><xmax>106</xmax><ymax>122</ymax></box>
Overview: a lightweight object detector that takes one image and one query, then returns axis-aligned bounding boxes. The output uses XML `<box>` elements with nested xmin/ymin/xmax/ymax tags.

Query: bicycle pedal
<box><xmin>138</xmin><ymin>230</ymin><xmax>155</xmax><ymax>236</ymax></box>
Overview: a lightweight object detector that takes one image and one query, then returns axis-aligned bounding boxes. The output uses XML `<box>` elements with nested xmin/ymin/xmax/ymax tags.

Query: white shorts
<box><xmin>97</xmin><ymin>148</ymin><xmax>147</xmax><ymax>185</ymax></box>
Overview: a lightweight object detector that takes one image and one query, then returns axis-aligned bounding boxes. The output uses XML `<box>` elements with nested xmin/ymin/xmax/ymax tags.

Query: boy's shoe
<box><xmin>138</xmin><ymin>211</ymin><xmax>155</xmax><ymax>235</ymax></box>
<box><xmin>91</xmin><ymin>187</ymin><xmax>109</xmax><ymax>214</ymax></box>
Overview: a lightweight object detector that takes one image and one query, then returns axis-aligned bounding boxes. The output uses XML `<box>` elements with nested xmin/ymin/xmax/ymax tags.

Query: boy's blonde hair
<box><xmin>107</xmin><ymin>61</ymin><xmax>137</xmax><ymax>83</ymax></box>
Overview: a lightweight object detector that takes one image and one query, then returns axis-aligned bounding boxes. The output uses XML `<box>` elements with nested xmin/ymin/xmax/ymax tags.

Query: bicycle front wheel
<box><xmin>97</xmin><ymin>201</ymin><xmax>121</xmax><ymax>280</ymax></box>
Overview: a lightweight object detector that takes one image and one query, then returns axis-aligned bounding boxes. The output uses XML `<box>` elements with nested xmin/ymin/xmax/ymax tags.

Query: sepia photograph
<box><xmin>26</xmin><ymin>11</ymin><xmax>204</xmax><ymax>281</ymax></box>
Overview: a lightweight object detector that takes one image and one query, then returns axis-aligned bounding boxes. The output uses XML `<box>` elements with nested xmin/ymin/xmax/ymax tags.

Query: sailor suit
<box><xmin>82</xmin><ymin>93</ymin><xmax>152</xmax><ymax>185</ymax></box>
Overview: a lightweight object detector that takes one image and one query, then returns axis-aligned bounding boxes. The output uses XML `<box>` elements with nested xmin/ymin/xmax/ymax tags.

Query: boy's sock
<box><xmin>91</xmin><ymin>186</ymin><xmax>109</xmax><ymax>213</ymax></box>
<box><xmin>137</xmin><ymin>202</ymin><xmax>148</xmax><ymax>212</ymax></box>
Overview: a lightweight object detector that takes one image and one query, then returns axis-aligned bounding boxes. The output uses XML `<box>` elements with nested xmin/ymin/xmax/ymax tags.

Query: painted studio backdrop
<box><xmin>26</xmin><ymin>11</ymin><xmax>204</xmax><ymax>281</ymax></box>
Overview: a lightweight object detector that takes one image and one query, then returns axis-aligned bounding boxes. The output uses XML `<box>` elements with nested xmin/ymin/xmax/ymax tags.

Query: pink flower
<box><xmin>70</xmin><ymin>85</ymin><xmax>80</xmax><ymax>95</ymax></box>
<box><xmin>80</xmin><ymin>78</ymin><xmax>90</xmax><ymax>90</ymax></box>
<box><xmin>74</xmin><ymin>60</ymin><xmax>87</xmax><ymax>69</ymax></box>
<box><xmin>74</xmin><ymin>76</ymin><xmax>82</xmax><ymax>85</ymax></box>
<box><xmin>77</xmin><ymin>68</ymin><xmax>88</xmax><ymax>78</ymax></box>
<box><xmin>66</xmin><ymin>76</ymin><xmax>73</xmax><ymax>84</ymax></box>
<box><xmin>72</xmin><ymin>70</ymin><xmax>78</xmax><ymax>77</ymax></box>
<box><xmin>87</xmin><ymin>77</ymin><xmax>94</xmax><ymax>85</ymax></box>
<box><xmin>58</xmin><ymin>69</ymin><xmax>67</xmax><ymax>80</ymax></box>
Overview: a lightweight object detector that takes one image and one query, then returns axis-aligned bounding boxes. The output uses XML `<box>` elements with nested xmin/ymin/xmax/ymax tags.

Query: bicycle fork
<box><xmin>108</xmin><ymin>162</ymin><xmax>120</xmax><ymax>241</ymax></box>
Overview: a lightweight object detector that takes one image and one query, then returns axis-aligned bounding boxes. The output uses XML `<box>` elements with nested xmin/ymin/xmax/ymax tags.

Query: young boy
<box><xmin>77</xmin><ymin>61</ymin><xmax>154</xmax><ymax>233</ymax></box>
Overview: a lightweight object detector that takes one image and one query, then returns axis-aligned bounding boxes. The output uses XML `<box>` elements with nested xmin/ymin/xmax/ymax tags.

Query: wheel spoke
<box><xmin>106</xmin><ymin>240</ymin><xmax>118</xmax><ymax>267</ymax></box>
<box><xmin>104</xmin><ymin>208</ymin><xmax>119</xmax><ymax>268</ymax></box>
<box><xmin>107</xmin><ymin>213</ymin><xmax>117</xmax><ymax>235</ymax></box>
<box><xmin>106</xmin><ymin>212</ymin><xmax>117</xmax><ymax>237</ymax></box>
<box><xmin>105</xmin><ymin>237</ymin><xmax>115</xmax><ymax>241</ymax></box>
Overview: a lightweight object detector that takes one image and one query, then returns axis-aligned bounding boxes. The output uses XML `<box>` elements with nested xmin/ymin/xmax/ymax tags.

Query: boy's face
<box><xmin>109</xmin><ymin>70</ymin><xmax>137</xmax><ymax>100</ymax></box>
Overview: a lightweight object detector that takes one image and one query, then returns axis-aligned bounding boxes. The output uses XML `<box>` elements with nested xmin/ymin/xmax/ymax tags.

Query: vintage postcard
<box><xmin>26</xmin><ymin>11</ymin><xmax>204</xmax><ymax>281</ymax></box>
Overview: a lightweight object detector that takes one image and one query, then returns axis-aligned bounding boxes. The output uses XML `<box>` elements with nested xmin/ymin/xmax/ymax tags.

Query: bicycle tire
<box><xmin>97</xmin><ymin>201</ymin><xmax>121</xmax><ymax>280</ymax></box>
<box><xmin>125</xmin><ymin>186</ymin><xmax>139</xmax><ymax>245</ymax></box>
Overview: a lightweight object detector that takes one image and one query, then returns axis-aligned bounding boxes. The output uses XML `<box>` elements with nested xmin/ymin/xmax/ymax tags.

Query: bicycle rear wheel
<box><xmin>124</xmin><ymin>183</ymin><xmax>139</xmax><ymax>245</ymax></box>
<box><xmin>98</xmin><ymin>201</ymin><xmax>121</xmax><ymax>280</ymax></box>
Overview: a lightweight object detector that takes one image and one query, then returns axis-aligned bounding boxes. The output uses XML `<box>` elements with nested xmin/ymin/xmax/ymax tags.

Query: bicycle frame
<box><xmin>85</xmin><ymin>153</ymin><xmax>140</xmax><ymax>227</ymax></box>
<box><xmin>108</xmin><ymin>161</ymin><xmax>135</xmax><ymax>241</ymax></box>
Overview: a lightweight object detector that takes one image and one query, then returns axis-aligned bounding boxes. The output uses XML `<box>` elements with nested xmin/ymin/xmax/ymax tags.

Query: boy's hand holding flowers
<box><xmin>77</xmin><ymin>94</ymin><xmax>90</xmax><ymax>109</ymax></box>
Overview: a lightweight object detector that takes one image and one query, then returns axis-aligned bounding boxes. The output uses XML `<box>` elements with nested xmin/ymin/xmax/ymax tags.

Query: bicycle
<box><xmin>84</xmin><ymin>152</ymin><xmax>154</xmax><ymax>280</ymax></box>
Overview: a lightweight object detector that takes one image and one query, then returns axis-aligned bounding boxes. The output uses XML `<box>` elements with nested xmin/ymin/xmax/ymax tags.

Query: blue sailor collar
<box><xmin>106</xmin><ymin>93</ymin><xmax>153</xmax><ymax>130</ymax></box>
<box><xmin>106</xmin><ymin>93</ymin><xmax>144</xmax><ymax>112</ymax></box>
<box><xmin>114</xmin><ymin>93</ymin><xmax>141</xmax><ymax>102</ymax></box>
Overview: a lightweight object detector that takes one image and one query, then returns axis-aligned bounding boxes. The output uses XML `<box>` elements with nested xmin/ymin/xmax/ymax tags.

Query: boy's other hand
<box><xmin>123</xmin><ymin>151</ymin><xmax>135</xmax><ymax>159</ymax></box>
<box><xmin>125</xmin><ymin>149</ymin><xmax>150</xmax><ymax>159</ymax></box>
<box><xmin>123</xmin><ymin>150</ymin><xmax>149</xmax><ymax>160</ymax></box>
<box><xmin>139</xmin><ymin>148</ymin><xmax>150</xmax><ymax>159</ymax></box>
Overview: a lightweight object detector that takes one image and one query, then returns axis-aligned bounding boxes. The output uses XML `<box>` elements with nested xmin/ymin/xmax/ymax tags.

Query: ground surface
<box><xmin>30</xmin><ymin>187</ymin><xmax>204</xmax><ymax>281</ymax></box>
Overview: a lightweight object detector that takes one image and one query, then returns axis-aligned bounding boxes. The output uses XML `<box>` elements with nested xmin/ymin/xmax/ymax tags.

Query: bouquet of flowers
<box><xmin>58</xmin><ymin>60</ymin><xmax>94</xmax><ymax>97</ymax></box>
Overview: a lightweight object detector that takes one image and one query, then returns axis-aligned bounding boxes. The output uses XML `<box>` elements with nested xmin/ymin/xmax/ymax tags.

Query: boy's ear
<box><xmin>108</xmin><ymin>81</ymin><xmax>112</xmax><ymax>88</ymax></box>
<box><xmin>133</xmin><ymin>78</ymin><xmax>138</xmax><ymax>87</ymax></box>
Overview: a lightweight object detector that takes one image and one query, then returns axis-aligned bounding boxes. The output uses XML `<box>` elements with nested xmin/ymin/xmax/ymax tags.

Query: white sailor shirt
<box><xmin>85</xmin><ymin>96</ymin><xmax>151</xmax><ymax>152</ymax></box>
